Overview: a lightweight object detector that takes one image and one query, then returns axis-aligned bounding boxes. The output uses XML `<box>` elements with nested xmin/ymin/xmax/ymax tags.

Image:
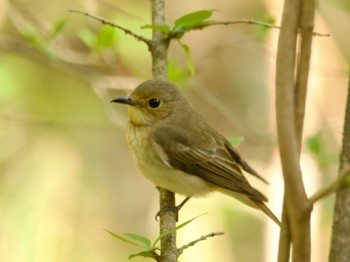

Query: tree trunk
<box><xmin>329</xmin><ymin>70</ymin><xmax>350</xmax><ymax>262</ymax></box>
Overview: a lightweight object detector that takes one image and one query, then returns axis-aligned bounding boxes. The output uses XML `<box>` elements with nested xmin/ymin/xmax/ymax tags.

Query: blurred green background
<box><xmin>0</xmin><ymin>0</ymin><xmax>349</xmax><ymax>261</ymax></box>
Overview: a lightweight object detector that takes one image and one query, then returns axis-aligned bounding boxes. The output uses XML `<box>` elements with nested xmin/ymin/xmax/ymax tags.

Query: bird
<box><xmin>111</xmin><ymin>79</ymin><xmax>280</xmax><ymax>225</ymax></box>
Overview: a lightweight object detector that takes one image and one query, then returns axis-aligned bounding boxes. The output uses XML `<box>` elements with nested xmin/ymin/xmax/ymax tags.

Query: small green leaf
<box><xmin>171</xmin><ymin>9</ymin><xmax>214</xmax><ymax>39</ymax></box>
<box><xmin>178</xmin><ymin>40</ymin><xmax>195</xmax><ymax>75</ymax></box>
<box><xmin>174</xmin><ymin>10</ymin><xmax>213</xmax><ymax>29</ymax></box>
<box><xmin>78</xmin><ymin>28</ymin><xmax>96</xmax><ymax>49</ymax></box>
<box><xmin>141</xmin><ymin>24</ymin><xmax>171</xmax><ymax>34</ymax></box>
<box><xmin>105</xmin><ymin>230</ymin><xmax>139</xmax><ymax>247</ymax></box>
<box><xmin>306</xmin><ymin>134</ymin><xmax>321</xmax><ymax>155</ymax></box>
<box><xmin>153</xmin><ymin>213</ymin><xmax>207</xmax><ymax>246</ymax></box>
<box><xmin>129</xmin><ymin>250</ymin><xmax>158</xmax><ymax>260</ymax></box>
<box><xmin>48</xmin><ymin>18</ymin><xmax>67</xmax><ymax>39</ymax></box>
<box><xmin>168</xmin><ymin>59</ymin><xmax>191</xmax><ymax>85</ymax></box>
<box><xmin>123</xmin><ymin>233</ymin><xmax>152</xmax><ymax>248</ymax></box>
<box><xmin>228</xmin><ymin>136</ymin><xmax>244</xmax><ymax>148</ymax></box>
<box><xmin>20</xmin><ymin>25</ymin><xmax>41</xmax><ymax>46</ymax></box>
<box><xmin>96</xmin><ymin>26</ymin><xmax>117</xmax><ymax>49</ymax></box>
<box><xmin>255</xmin><ymin>15</ymin><xmax>276</xmax><ymax>40</ymax></box>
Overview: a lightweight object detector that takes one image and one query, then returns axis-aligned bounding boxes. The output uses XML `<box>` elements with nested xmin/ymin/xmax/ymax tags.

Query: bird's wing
<box><xmin>224</xmin><ymin>142</ymin><xmax>269</xmax><ymax>184</ymax></box>
<box><xmin>153</xmin><ymin>127</ymin><xmax>267</xmax><ymax>202</ymax></box>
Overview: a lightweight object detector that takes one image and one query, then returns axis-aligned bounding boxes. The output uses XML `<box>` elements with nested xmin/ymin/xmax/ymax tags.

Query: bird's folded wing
<box><xmin>224</xmin><ymin>143</ymin><xmax>269</xmax><ymax>184</ymax></box>
<box><xmin>153</xmin><ymin>128</ymin><xmax>267</xmax><ymax>202</ymax></box>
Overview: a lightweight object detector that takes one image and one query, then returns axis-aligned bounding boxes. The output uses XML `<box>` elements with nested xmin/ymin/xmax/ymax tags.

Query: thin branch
<box><xmin>68</xmin><ymin>9</ymin><xmax>152</xmax><ymax>47</ymax></box>
<box><xmin>277</xmin><ymin>200</ymin><xmax>291</xmax><ymax>262</ymax></box>
<box><xmin>196</xmin><ymin>19</ymin><xmax>281</xmax><ymax>30</ymax></box>
<box><xmin>294</xmin><ymin>0</ymin><xmax>316</xmax><ymax>153</ymax></box>
<box><xmin>275</xmin><ymin>0</ymin><xmax>312</xmax><ymax>260</ymax></box>
<box><xmin>177</xmin><ymin>232</ymin><xmax>224</xmax><ymax>256</ymax></box>
<box><xmin>310</xmin><ymin>165</ymin><xmax>350</xmax><ymax>204</ymax></box>
<box><xmin>189</xmin><ymin>20</ymin><xmax>329</xmax><ymax>37</ymax></box>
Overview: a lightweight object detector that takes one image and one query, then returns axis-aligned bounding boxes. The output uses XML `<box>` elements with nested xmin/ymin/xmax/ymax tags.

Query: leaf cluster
<box><xmin>142</xmin><ymin>9</ymin><xmax>214</xmax><ymax>39</ymax></box>
<box><xmin>19</xmin><ymin>18</ymin><xmax>66</xmax><ymax>58</ymax></box>
<box><xmin>142</xmin><ymin>9</ymin><xmax>215</xmax><ymax>75</ymax></box>
<box><xmin>107</xmin><ymin>214</ymin><xmax>205</xmax><ymax>260</ymax></box>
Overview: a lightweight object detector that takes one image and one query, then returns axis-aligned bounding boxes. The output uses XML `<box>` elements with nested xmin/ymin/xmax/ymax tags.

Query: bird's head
<box><xmin>111</xmin><ymin>80</ymin><xmax>189</xmax><ymax>126</ymax></box>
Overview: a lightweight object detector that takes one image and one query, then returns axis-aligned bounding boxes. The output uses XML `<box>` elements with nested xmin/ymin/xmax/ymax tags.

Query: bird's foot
<box><xmin>155</xmin><ymin>197</ymin><xmax>191</xmax><ymax>222</ymax></box>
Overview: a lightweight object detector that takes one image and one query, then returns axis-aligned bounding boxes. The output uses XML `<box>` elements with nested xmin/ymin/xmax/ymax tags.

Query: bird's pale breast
<box><xmin>126</xmin><ymin>123</ymin><xmax>214</xmax><ymax>197</ymax></box>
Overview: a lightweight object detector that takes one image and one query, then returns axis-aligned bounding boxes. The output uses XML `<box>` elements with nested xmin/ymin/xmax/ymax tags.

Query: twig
<box><xmin>190</xmin><ymin>20</ymin><xmax>329</xmax><ymax>37</ymax></box>
<box><xmin>177</xmin><ymin>232</ymin><xmax>224</xmax><ymax>256</ymax></box>
<box><xmin>68</xmin><ymin>9</ymin><xmax>152</xmax><ymax>47</ymax></box>
<box><xmin>310</xmin><ymin>165</ymin><xmax>350</xmax><ymax>204</ymax></box>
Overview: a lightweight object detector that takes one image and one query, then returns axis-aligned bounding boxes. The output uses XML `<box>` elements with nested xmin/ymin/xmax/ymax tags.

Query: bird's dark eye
<box><xmin>149</xmin><ymin>98</ymin><xmax>161</xmax><ymax>108</ymax></box>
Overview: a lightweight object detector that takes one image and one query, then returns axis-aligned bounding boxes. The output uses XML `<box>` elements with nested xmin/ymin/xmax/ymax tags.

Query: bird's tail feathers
<box><xmin>252</xmin><ymin>200</ymin><xmax>281</xmax><ymax>226</ymax></box>
<box><xmin>218</xmin><ymin>188</ymin><xmax>280</xmax><ymax>226</ymax></box>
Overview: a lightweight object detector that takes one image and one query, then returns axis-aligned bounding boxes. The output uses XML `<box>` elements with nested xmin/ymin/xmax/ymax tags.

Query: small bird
<box><xmin>111</xmin><ymin>80</ymin><xmax>280</xmax><ymax>225</ymax></box>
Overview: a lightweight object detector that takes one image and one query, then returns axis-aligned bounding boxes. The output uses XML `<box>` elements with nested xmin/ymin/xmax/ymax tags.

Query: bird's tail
<box><xmin>217</xmin><ymin>188</ymin><xmax>281</xmax><ymax>226</ymax></box>
<box><xmin>252</xmin><ymin>200</ymin><xmax>281</xmax><ymax>226</ymax></box>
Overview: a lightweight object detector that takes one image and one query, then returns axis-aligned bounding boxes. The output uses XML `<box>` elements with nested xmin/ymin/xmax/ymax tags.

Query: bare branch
<box><xmin>310</xmin><ymin>165</ymin><xmax>350</xmax><ymax>204</ymax></box>
<box><xmin>275</xmin><ymin>0</ymin><xmax>313</xmax><ymax>260</ymax></box>
<box><xmin>188</xmin><ymin>20</ymin><xmax>329</xmax><ymax>37</ymax></box>
<box><xmin>68</xmin><ymin>9</ymin><xmax>152</xmax><ymax>47</ymax></box>
<box><xmin>177</xmin><ymin>232</ymin><xmax>224</xmax><ymax>256</ymax></box>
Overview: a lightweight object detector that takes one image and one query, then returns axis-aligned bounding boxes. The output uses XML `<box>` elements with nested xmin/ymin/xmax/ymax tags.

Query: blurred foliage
<box><xmin>0</xmin><ymin>0</ymin><xmax>349</xmax><ymax>261</ymax></box>
<box><xmin>306</xmin><ymin>131</ymin><xmax>339</xmax><ymax>169</ymax></box>
<box><xmin>333</xmin><ymin>0</ymin><xmax>350</xmax><ymax>11</ymax></box>
<box><xmin>78</xmin><ymin>26</ymin><xmax>118</xmax><ymax>53</ymax></box>
<box><xmin>254</xmin><ymin>15</ymin><xmax>276</xmax><ymax>41</ymax></box>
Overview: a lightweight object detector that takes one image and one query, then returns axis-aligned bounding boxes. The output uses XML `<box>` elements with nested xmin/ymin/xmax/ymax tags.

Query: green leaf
<box><xmin>48</xmin><ymin>18</ymin><xmax>67</xmax><ymax>39</ymax></box>
<box><xmin>174</xmin><ymin>9</ymin><xmax>213</xmax><ymax>29</ymax></box>
<box><xmin>171</xmin><ymin>9</ymin><xmax>214</xmax><ymax>38</ymax></box>
<box><xmin>123</xmin><ymin>233</ymin><xmax>151</xmax><ymax>248</ymax></box>
<box><xmin>20</xmin><ymin>24</ymin><xmax>41</xmax><ymax>46</ymax></box>
<box><xmin>105</xmin><ymin>230</ymin><xmax>140</xmax><ymax>247</ymax></box>
<box><xmin>178</xmin><ymin>40</ymin><xmax>195</xmax><ymax>75</ymax></box>
<box><xmin>228</xmin><ymin>136</ymin><xmax>244</xmax><ymax>148</ymax></box>
<box><xmin>96</xmin><ymin>26</ymin><xmax>117</xmax><ymax>49</ymax></box>
<box><xmin>306</xmin><ymin>134</ymin><xmax>321</xmax><ymax>155</ymax></box>
<box><xmin>141</xmin><ymin>24</ymin><xmax>171</xmax><ymax>34</ymax></box>
<box><xmin>306</xmin><ymin>131</ymin><xmax>339</xmax><ymax>168</ymax></box>
<box><xmin>78</xmin><ymin>28</ymin><xmax>96</xmax><ymax>49</ymax></box>
<box><xmin>168</xmin><ymin>59</ymin><xmax>191</xmax><ymax>85</ymax></box>
<box><xmin>254</xmin><ymin>15</ymin><xmax>276</xmax><ymax>41</ymax></box>
<box><xmin>129</xmin><ymin>250</ymin><xmax>158</xmax><ymax>260</ymax></box>
<box><xmin>153</xmin><ymin>213</ymin><xmax>207</xmax><ymax>246</ymax></box>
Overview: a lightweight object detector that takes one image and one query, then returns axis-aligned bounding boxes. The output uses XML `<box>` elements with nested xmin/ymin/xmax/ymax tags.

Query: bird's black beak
<box><xmin>111</xmin><ymin>96</ymin><xmax>135</xmax><ymax>106</ymax></box>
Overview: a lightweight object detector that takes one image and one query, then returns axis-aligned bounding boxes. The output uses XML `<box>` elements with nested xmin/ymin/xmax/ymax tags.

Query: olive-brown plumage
<box><xmin>112</xmin><ymin>80</ymin><xmax>280</xmax><ymax>225</ymax></box>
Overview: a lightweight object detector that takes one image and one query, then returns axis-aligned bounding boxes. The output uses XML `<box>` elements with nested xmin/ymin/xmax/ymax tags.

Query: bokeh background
<box><xmin>0</xmin><ymin>0</ymin><xmax>349</xmax><ymax>261</ymax></box>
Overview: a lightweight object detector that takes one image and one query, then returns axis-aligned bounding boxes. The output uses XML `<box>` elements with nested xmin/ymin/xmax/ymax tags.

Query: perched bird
<box><xmin>111</xmin><ymin>80</ymin><xmax>280</xmax><ymax>225</ymax></box>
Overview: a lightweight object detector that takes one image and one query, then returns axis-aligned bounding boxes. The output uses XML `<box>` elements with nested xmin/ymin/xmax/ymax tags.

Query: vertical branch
<box><xmin>295</xmin><ymin>0</ymin><xmax>315</xmax><ymax>151</ymax></box>
<box><xmin>150</xmin><ymin>0</ymin><xmax>169</xmax><ymax>81</ymax></box>
<box><xmin>329</xmin><ymin>70</ymin><xmax>350</xmax><ymax>262</ymax></box>
<box><xmin>276</xmin><ymin>0</ymin><xmax>314</xmax><ymax>261</ymax></box>
<box><xmin>277</xmin><ymin>201</ymin><xmax>291</xmax><ymax>262</ymax></box>
<box><xmin>149</xmin><ymin>1</ymin><xmax>177</xmax><ymax>261</ymax></box>
<box><xmin>276</xmin><ymin>1</ymin><xmax>302</xmax><ymax>260</ymax></box>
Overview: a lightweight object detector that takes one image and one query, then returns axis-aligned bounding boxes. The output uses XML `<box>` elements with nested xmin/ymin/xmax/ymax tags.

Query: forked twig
<box><xmin>68</xmin><ymin>9</ymin><xmax>152</xmax><ymax>46</ymax></box>
<box><xmin>310</xmin><ymin>164</ymin><xmax>350</xmax><ymax>204</ymax></box>
<box><xmin>177</xmin><ymin>232</ymin><xmax>224</xmax><ymax>256</ymax></box>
